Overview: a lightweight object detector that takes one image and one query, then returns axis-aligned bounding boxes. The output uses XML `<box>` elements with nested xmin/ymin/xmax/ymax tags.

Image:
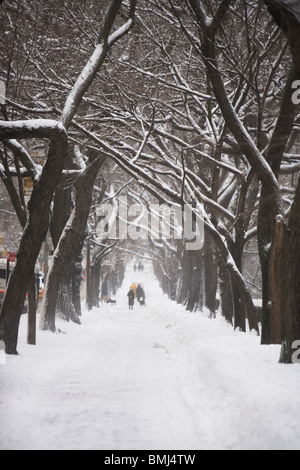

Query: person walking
<box><xmin>136</xmin><ymin>284</ymin><xmax>145</xmax><ymax>303</ymax></box>
<box><xmin>102</xmin><ymin>281</ymin><xmax>108</xmax><ymax>303</ymax></box>
<box><xmin>130</xmin><ymin>282</ymin><xmax>137</xmax><ymax>298</ymax></box>
<box><xmin>127</xmin><ymin>288</ymin><xmax>135</xmax><ymax>310</ymax></box>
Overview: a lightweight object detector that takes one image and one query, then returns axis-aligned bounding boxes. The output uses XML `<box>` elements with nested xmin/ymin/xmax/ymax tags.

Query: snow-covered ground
<box><xmin>1</xmin><ymin>262</ymin><xmax>300</xmax><ymax>450</ymax></box>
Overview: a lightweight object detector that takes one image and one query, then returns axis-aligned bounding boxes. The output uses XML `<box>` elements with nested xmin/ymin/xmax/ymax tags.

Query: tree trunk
<box><xmin>0</xmin><ymin>124</ymin><xmax>67</xmax><ymax>354</ymax></box>
<box><xmin>269</xmin><ymin>215</ymin><xmax>284</xmax><ymax>344</ymax></box>
<box><xmin>40</xmin><ymin>155</ymin><xmax>105</xmax><ymax>332</ymax></box>
<box><xmin>231</xmin><ymin>242</ymin><xmax>246</xmax><ymax>332</ymax></box>
<box><xmin>262</xmin><ymin>0</ymin><xmax>300</xmax><ymax>361</ymax></box>
<box><xmin>204</xmin><ymin>232</ymin><xmax>218</xmax><ymax>317</ymax></box>
<box><xmin>258</xmin><ymin>65</ymin><xmax>297</xmax><ymax>344</ymax></box>
<box><xmin>219</xmin><ymin>260</ymin><xmax>234</xmax><ymax>325</ymax></box>
<box><xmin>91</xmin><ymin>257</ymin><xmax>101</xmax><ymax>308</ymax></box>
<box><xmin>206</xmin><ymin>222</ymin><xmax>259</xmax><ymax>334</ymax></box>
<box><xmin>56</xmin><ymin>270</ymin><xmax>81</xmax><ymax>324</ymax></box>
<box><xmin>186</xmin><ymin>249</ymin><xmax>204</xmax><ymax>312</ymax></box>
<box><xmin>177</xmin><ymin>249</ymin><xmax>192</xmax><ymax>306</ymax></box>
<box><xmin>27</xmin><ymin>274</ymin><xmax>37</xmax><ymax>345</ymax></box>
<box><xmin>264</xmin><ymin>0</ymin><xmax>300</xmax><ymax>77</ymax></box>
<box><xmin>231</xmin><ymin>283</ymin><xmax>246</xmax><ymax>332</ymax></box>
<box><xmin>279</xmin><ymin>179</ymin><xmax>300</xmax><ymax>363</ymax></box>
<box><xmin>50</xmin><ymin>184</ymin><xmax>72</xmax><ymax>248</ymax></box>
<box><xmin>86</xmin><ymin>240</ymin><xmax>93</xmax><ymax>311</ymax></box>
<box><xmin>72</xmin><ymin>243</ymin><xmax>84</xmax><ymax>317</ymax></box>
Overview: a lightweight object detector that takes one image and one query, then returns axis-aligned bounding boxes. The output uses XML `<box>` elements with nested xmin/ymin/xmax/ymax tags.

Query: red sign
<box><xmin>8</xmin><ymin>252</ymin><xmax>17</xmax><ymax>263</ymax></box>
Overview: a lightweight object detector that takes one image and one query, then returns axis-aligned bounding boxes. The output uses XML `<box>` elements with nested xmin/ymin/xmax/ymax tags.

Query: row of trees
<box><xmin>0</xmin><ymin>0</ymin><xmax>300</xmax><ymax>363</ymax></box>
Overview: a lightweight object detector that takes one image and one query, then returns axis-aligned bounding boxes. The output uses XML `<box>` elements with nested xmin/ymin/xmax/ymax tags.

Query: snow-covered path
<box><xmin>1</xmin><ymin>262</ymin><xmax>300</xmax><ymax>450</ymax></box>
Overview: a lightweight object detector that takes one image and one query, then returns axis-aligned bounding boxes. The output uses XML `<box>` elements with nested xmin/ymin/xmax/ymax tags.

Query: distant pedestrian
<box><xmin>134</xmin><ymin>264</ymin><xmax>137</xmax><ymax>272</ymax></box>
<box><xmin>102</xmin><ymin>281</ymin><xmax>108</xmax><ymax>303</ymax></box>
<box><xmin>127</xmin><ymin>289</ymin><xmax>135</xmax><ymax>310</ymax></box>
<box><xmin>136</xmin><ymin>284</ymin><xmax>145</xmax><ymax>303</ymax></box>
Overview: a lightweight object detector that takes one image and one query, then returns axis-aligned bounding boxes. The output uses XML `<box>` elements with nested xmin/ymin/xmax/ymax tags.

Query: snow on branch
<box><xmin>0</xmin><ymin>119</ymin><xmax>66</xmax><ymax>141</ymax></box>
<box><xmin>61</xmin><ymin>1</ymin><xmax>136</xmax><ymax>129</ymax></box>
<box><xmin>4</xmin><ymin>139</ymin><xmax>40</xmax><ymax>181</ymax></box>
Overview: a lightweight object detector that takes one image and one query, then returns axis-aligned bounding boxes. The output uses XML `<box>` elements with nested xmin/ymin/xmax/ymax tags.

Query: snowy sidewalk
<box><xmin>1</xmin><ymin>263</ymin><xmax>300</xmax><ymax>450</ymax></box>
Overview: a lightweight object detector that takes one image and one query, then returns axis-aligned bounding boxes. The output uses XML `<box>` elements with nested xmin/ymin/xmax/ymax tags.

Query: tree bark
<box><xmin>219</xmin><ymin>259</ymin><xmax>234</xmax><ymax>325</ymax></box>
<box><xmin>86</xmin><ymin>240</ymin><xmax>92</xmax><ymax>311</ymax></box>
<box><xmin>258</xmin><ymin>65</ymin><xmax>297</xmax><ymax>344</ymax></box>
<box><xmin>0</xmin><ymin>122</ymin><xmax>67</xmax><ymax>354</ymax></box>
<box><xmin>204</xmin><ymin>233</ymin><xmax>218</xmax><ymax>317</ymax></box>
<box><xmin>91</xmin><ymin>257</ymin><xmax>101</xmax><ymax>308</ymax></box>
<box><xmin>56</xmin><ymin>269</ymin><xmax>80</xmax><ymax>324</ymax></box>
<box><xmin>177</xmin><ymin>249</ymin><xmax>192</xmax><ymax>307</ymax></box>
<box><xmin>187</xmin><ymin>250</ymin><xmax>204</xmax><ymax>312</ymax></box>
<box><xmin>72</xmin><ymin>241</ymin><xmax>84</xmax><ymax>317</ymax></box>
<box><xmin>279</xmin><ymin>179</ymin><xmax>300</xmax><ymax>362</ymax></box>
<box><xmin>269</xmin><ymin>215</ymin><xmax>285</xmax><ymax>344</ymax></box>
<box><xmin>27</xmin><ymin>274</ymin><xmax>37</xmax><ymax>345</ymax></box>
<box><xmin>264</xmin><ymin>0</ymin><xmax>300</xmax><ymax>77</ymax></box>
<box><xmin>40</xmin><ymin>156</ymin><xmax>105</xmax><ymax>332</ymax></box>
<box><xmin>206</xmin><ymin>222</ymin><xmax>259</xmax><ymax>334</ymax></box>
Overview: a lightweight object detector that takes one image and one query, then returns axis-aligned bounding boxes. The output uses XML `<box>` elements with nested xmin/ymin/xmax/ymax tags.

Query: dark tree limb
<box><xmin>264</xmin><ymin>0</ymin><xmax>300</xmax><ymax>76</ymax></box>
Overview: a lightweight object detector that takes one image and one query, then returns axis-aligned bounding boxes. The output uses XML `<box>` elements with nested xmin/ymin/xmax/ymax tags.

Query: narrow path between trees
<box><xmin>1</xmin><ymin>263</ymin><xmax>300</xmax><ymax>450</ymax></box>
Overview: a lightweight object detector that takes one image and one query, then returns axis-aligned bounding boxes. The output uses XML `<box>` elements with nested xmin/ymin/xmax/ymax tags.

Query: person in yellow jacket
<box><xmin>130</xmin><ymin>283</ymin><xmax>137</xmax><ymax>298</ymax></box>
